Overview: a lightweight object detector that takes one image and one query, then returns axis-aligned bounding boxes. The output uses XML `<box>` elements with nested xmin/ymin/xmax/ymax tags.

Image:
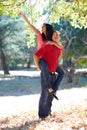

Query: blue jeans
<box><xmin>38</xmin><ymin>59</ymin><xmax>64</xmax><ymax>118</ymax></box>
<box><xmin>39</xmin><ymin>59</ymin><xmax>64</xmax><ymax>91</ymax></box>
<box><xmin>53</xmin><ymin>66</ymin><xmax>64</xmax><ymax>91</ymax></box>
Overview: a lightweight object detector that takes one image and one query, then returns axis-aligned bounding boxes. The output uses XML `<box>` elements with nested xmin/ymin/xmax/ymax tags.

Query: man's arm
<box><xmin>33</xmin><ymin>54</ymin><xmax>41</xmax><ymax>70</ymax></box>
<box><xmin>19</xmin><ymin>12</ymin><xmax>39</xmax><ymax>35</ymax></box>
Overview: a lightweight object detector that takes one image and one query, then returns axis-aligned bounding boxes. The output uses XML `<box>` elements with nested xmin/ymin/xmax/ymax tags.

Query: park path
<box><xmin>0</xmin><ymin>70</ymin><xmax>87</xmax><ymax>119</ymax></box>
<box><xmin>0</xmin><ymin>70</ymin><xmax>87</xmax><ymax>129</ymax></box>
<box><xmin>0</xmin><ymin>87</ymin><xmax>87</xmax><ymax>119</ymax></box>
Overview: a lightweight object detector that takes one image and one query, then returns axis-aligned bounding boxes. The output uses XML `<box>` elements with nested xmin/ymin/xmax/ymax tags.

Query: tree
<box><xmin>0</xmin><ymin>15</ymin><xmax>27</xmax><ymax>73</ymax></box>
<box><xmin>0</xmin><ymin>0</ymin><xmax>87</xmax><ymax>80</ymax></box>
<box><xmin>53</xmin><ymin>20</ymin><xmax>87</xmax><ymax>82</ymax></box>
<box><xmin>49</xmin><ymin>0</ymin><xmax>87</xmax><ymax>28</ymax></box>
<box><xmin>1</xmin><ymin>0</ymin><xmax>87</xmax><ymax>28</ymax></box>
<box><xmin>0</xmin><ymin>49</ymin><xmax>9</xmax><ymax>74</ymax></box>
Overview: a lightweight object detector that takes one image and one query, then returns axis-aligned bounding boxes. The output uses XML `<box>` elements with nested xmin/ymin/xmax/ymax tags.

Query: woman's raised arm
<box><xmin>19</xmin><ymin>12</ymin><xmax>39</xmax><ymax>35</ymax></box>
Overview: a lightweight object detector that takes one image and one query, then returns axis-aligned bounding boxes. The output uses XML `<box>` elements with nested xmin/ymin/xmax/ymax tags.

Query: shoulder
<box><xmin>38</xmin><ymin>31</ymin><xmax>42</xmax><ymax>36</ymax></box>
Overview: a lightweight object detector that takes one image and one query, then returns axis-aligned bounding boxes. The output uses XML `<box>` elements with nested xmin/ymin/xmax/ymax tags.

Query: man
<box><xmin>33</xmin><ymin>31</ymin><xmax>64</xmax><ymax>119</ymax></box>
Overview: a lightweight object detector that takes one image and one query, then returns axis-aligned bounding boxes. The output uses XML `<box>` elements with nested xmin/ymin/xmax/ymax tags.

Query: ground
<box><xmin>0</xmin><ymin>70</ymin><xmax>87</xmax><ymax>130</ymax></box>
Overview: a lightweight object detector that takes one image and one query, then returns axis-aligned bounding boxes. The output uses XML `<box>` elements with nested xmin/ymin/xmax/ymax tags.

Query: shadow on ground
<box><xmin>0</xmin><ymin>70</ymin><xmax>87</xmax><ymax>96</ymax></box>
<box><xmin>1</xmin><ymin>119</ymin><xmax>41</xmax><ymax>130</ymax></box>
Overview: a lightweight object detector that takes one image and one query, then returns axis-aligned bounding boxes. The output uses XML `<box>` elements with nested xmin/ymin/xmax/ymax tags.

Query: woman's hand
<box><xmin>46</xmin><ymin>41</ymin><xmax>64</xmax><ymax>49</ymax></box>
<box><xmin>45</xmin><ymin>41</ymin><xmax>52</xmax><ymax>45</ymax></box>
<box><xmin>19</xmin><ymin>12</ymin><xmax>24</xmax><ymax>17</ymax></box>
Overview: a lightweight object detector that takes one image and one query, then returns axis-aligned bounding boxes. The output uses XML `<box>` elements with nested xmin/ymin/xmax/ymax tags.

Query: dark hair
<box><xmin>42</xmin><ymin>23</ymin><xmax>54</xmax><ymax>41</ymax></box>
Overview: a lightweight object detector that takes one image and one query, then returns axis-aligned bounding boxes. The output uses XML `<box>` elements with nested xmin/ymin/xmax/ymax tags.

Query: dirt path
<box><xmin>0</xmin><ymin>87</ymin><xmax>87</xmax><ymax>129</ymax></box>
<box><xmin>0</xmin><ymin>70</ymin><xmax>87</xmax><ymax>129</ymax></box>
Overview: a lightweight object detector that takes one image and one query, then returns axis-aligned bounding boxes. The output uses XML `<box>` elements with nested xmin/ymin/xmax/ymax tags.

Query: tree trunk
<box><xmin>67</xmin><ymin>67</ymin><xmax>75</xmax><ymax>83</ymax></box>
<box><xmin>68</xmin><ymin>56</ymin><xmax>87</xmax><ymax>84</ymax></box>
<box><xmin>27</xmin><ymin>61</ymin><xmax>31</xmax><ymax>68</ymax></box>
<box><xmin>0</xmin><ymin>50</ymin><xmax>9</xmax><ymax>74</ymax></box>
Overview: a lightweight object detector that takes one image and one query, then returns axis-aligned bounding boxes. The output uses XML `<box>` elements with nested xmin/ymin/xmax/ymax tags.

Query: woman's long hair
<box><xmin>42</xmin><ymin>23</ymin><xmax>54</xmax><ymax>41</ymax></box>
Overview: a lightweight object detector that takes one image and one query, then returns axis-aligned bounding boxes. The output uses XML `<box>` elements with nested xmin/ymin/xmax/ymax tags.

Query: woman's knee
<box><xmin>57</xmin><ymin>67</ymin><xmax>64</xmax><ymax>75</ymax></box>
<box><xmin>39</xmin><ymin>59</ymin><xmax>48</xmax><ymax>71</ymax></box>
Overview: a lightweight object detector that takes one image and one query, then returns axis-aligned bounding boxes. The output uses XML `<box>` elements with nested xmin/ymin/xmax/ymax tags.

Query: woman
<box><xmin>19</xmin><ymin>12</ymin><xmax>54</xmax><ymax>50</ymax></box>
<box><xmin>19</xmin><ymin>12</ymin><xmax>63</xmax><ymax>93</ymax></box>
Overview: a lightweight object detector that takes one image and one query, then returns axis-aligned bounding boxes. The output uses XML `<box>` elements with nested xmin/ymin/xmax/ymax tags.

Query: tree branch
<box><xmin>72</xmin><ymin>56</ymin><xmax>87</xmax><ymax>65</ymax></box>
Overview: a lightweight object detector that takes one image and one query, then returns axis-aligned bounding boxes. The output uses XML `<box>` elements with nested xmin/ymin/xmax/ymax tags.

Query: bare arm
<box><xmin>46</xmin><ymin>41</ymin><xmax>64</xmax><ymax>49</ymax></box>
<box><xmin>59</xmin><ymin>48</ymin><xmax>65</xmax><ymax>61</ymax></box>
<box><xmin>33</xmin><ymin>54</ymin><xmax>41</xmax><ymax>70</ymax></box>
<box><xmin>53</xmin><ymin>42</ymin><xmax>64</xmax><ymax>49</ymax></box>
<box><xmin>19</xmin><ymin>12</ymin><xmax>39</xmax><ymax>35</ymax></box>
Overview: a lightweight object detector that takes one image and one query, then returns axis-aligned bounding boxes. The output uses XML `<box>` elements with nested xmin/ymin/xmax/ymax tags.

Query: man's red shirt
<box><xmin>35</xmin><ymin>44</ymin><xmax>62</xmax><ymax>72</ymax></box>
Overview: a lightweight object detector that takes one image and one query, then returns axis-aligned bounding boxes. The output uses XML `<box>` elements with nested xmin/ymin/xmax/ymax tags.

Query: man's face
<box><xmin>52</xmin><ymin>31</ymin><xmax>60</xmax><ymax>43</ymax></box>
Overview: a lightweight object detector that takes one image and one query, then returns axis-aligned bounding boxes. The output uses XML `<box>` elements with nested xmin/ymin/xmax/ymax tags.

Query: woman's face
<box><xmin>52</xmin><ymin>31</ymin><xmax>60</xmax><ymax>43</ymax></box>
<box><xmin>42</xmin><ymin>24</ymin><xmax>46</xmax><ymax>34</ymax></box>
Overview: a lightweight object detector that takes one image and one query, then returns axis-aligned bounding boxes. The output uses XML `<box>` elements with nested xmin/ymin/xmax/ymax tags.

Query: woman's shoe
<box><xmin>53</xmin><ymin>93</ymin><xmax>59</xmax><ymax>100</ymax></box>
<box><xmin>47</xmin><ymin>88</ymin><xmax>59</xmax><ymax>100</ymax></box>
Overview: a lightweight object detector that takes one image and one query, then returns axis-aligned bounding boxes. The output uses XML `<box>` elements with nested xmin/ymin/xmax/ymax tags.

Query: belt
<box><xmin>49</xmin><ymin>72</ymin><xmax>55</xmax><ymax>75</ymax></box>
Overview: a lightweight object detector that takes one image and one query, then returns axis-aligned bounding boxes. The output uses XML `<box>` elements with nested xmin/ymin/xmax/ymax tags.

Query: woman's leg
<box><xmin>46</xmin><ymin>74</ymin><xmax>57</xmax><ymax>115</ymax></box>
<box><xmin>53</xmin><ymin>66</ymin><xmax>64</xmax><ymax>91</ymax></box>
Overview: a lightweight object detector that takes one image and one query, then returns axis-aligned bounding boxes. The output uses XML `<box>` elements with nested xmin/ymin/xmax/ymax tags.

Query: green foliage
<box><xmin>77</xmin><ymin>59</ymin><xmax>87</xmax><ymax>68</ymax></box>
<box><xmin>0</xmin><ymin>0</ymin><xmax>87</xmax><ymax>28</ymax></box>
<box><xmin>0</xmin><ymin>0</ymin><xmax>87</xmax><ymax>69</ymax></box>
<box><xmin>0</xmin><ymin>0</ymin><xmax>25</xmax><ymax>17</ymax></box>
<box><xmin>53</xmin><ymin>19</ymin><xmax>87</xmax><ymax>68</ymax></box>
<box><xmin>49</xmin><ymin>0</ymin><xmax>87</xmax><ymax>28</ymax></box>
<box><xmin>0</xmin><ymin>15</ymin><xmax>28</xmax><ymax>68</ymax></box>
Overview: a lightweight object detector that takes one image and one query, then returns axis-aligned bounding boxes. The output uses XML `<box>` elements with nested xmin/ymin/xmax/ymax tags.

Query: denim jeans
<box><xmin>39</xmin><ymin>59</ymin><xmax>51</xmax><ymax>89</ymax></box>
<box><xmin>53</xmin><ymin>66</ymin><xmax>64</xmax><ymax>91</ymax></box>
<box><xmin>39</xmin><ymin>59</ymin><xmax>64</xmax><ymax>91</ymax></box>
<box><xmin>46</xmin><ymin>74</ymin><xmax>57</xmax><ymax>116</ymax></box>
<box><xmin>38</xmin><ymin>59</ymin><xmax>64</xmax><ymax>118</ymax></box>
<box><xmin>38</xmin><ymin>59</ymin><xmax>50</xmax><ymax>118</ymax></box>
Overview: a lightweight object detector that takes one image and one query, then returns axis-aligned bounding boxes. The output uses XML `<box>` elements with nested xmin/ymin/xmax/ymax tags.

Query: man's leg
<box><xmin>39</xmin><ymin>59</ymin><xmax>51</xmax><ymax>89</ymax></box>
<box><xmin>38</xmin><ymin>71</ymin><xmax>49</xmax><ymax>119</ymax></box>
